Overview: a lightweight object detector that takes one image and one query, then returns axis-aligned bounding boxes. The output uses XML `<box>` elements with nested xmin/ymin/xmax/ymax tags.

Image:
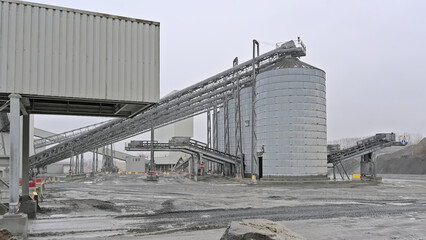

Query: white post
<box><xmin>8</xmin><ymin>94</ymin><xmax>21</xmax><ymax>214</ymax></box>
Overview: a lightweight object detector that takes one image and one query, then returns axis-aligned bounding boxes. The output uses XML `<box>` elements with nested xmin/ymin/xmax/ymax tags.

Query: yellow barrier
<box><xmin>31</xmin><ymin>189</ymin><xmax>38</xmax><ymax>200</ymax></box>
<box><xmin>353</xmin><ymin>174</ymin><xmax>361</xmax><ymax>179</ymax></box>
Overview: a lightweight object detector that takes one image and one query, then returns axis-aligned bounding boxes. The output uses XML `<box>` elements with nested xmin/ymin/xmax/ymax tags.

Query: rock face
<box><xmin>220</xmin><ymin>219</ymin><xmax>306</xmax><ymax>240</ymax></box>
<box><xmin>376</xmin><ymin>138</ymin><xmax>426</xmax><ymax>174</ymax></box>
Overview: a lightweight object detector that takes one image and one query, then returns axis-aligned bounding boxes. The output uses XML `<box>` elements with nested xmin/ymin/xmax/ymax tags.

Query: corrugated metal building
<box><xmin>0</xmin><ymin>0</ymin><xmax>160</xmax><ymax>117</ymax></box>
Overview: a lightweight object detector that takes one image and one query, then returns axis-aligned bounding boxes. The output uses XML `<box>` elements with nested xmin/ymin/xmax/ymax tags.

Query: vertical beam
<box><xmin>95</xmin><ymin>148</ymin><xmax>98</xmax><ymax>172</ymax></box>
<box><xmin>150</xmin><ymin>122</ymin><xmax>154</xmax><ymax>171</ymax></box>
<box><xmin>224</xmin><ymin>98</ymin><xmax>230</xmax><ymax>154</ymax></box>
<box><xmin>1</xmin><ymin>132</ymin><xmax>6</xmax><ymax>155</ymax></box>
<box><xmin>75</xmin><ymin>154</ymin><xmax>79</xmax><ymax>174</ymax></box>
<box><xmin>80</xmin><ymin>153</ymin><xmax>84</xmax><ymax>173</ymax></box>
<box><xmin>251</xmin><ymin>40</ymin><xmax>259</xmax><ymax>177</ymax></box>
<box><xmin>234</xmin><ymin>79</ymin><xmax>243</xmax><ymax>176</ymax></box>
<box><xmin>92</xmin><ymin>150</ymin><xmax>95</xmax><ymax>172</ymax></box>
<box><xmin>22</xmin><ymin>114</ymin><xmax>30</xmax><ymax>199</ymax></box>
<box><xmin>213</xmin><ymin>105</ymin><xmax>218</xmax><ymax>150</ymax></box>
<box><xmin>8</xmin><ymin>94</ymin><xmax>21</xmax><ymax>214</ymax></box>
<box><xmin>199</xmin><ymin>153</ymin><xmax>203</xmax><ymax>175</ymax></box>
<box><xmin>70</xmin><ymin>150</ymin><xmax>74</xmax><ymax>175</ymax></box>
<box><xmin>207</xmin><ymin>111</ymin><xmax>211</xmax><ymax>148</ymax></box>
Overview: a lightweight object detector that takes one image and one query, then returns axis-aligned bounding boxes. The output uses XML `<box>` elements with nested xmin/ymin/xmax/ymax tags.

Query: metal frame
<box><xmin>29</xmin><ymin>41</ymin><xmax>307</xmax><ymax>169</ymax></box>
<box><xmin>251</xmin><ymin>40</ymin><xmax>260</xmax><ymax>177</ymax></box>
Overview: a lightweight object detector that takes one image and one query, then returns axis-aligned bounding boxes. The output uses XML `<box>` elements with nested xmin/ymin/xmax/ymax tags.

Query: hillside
<box><xmin>376</xmin><ymin>138</ymin><xmax>426</xmax><ymax>174</ymax></box>
<box><xmin>334</xmin><ymin>138</ymin><xmax>426</xmax><ymax>175</ymax></box>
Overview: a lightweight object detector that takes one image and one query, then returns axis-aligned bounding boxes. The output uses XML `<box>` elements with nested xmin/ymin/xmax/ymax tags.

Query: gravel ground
<box><xmin>28</xmin><ymin>174</ymin><xmax>426</xmax><ymax>239</ymax></box>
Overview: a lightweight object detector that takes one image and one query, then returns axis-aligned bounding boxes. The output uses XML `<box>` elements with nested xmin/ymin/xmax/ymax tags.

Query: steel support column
<box><xmin>150</xmin><ymin>122</ymin><xmax>154</xmax><ymax>171</ymax></box>
<box><xmin>213</xmin><ymin>105</ymin><xmax>218</xmax><ymax>150</ymax></box>
<box><xmin>70</xmin><ymin>150</ymin><xmax>74</xmax><ymax>175</ymax></box>
<box><xmin>80</xmin><ymin>153</ymin><xmax>84</xmax><ymax>173</ymax></box>
<box><xmin>251</xmin><ymin>40</ymin><xmax>259</xmax><ymax>177</ymax></box>
<box><xmin>22</xmin><ymin>114</ymin><xmax>30</xmax><ymax>199</ymax></box>
<box><xmin>8</xmin><ymin>94</ymin><xmax>21</xmax><ymax>214</ymax></box>
<box><xmin>207</xmin><ymin>111</ymin><xmax>211</xmax><ymax>148</ymax></box>
<box><xmin>75</xmin><ymin>154</ymin><xmax>79</xmax><ymax>174</ymax></box>
<box><xmin>92</xmin><ymin>150</ymin><xmax>95</xmax><ymax>172</ymax></box>
<box><xmin>224</xmin><ymin>98</ymin><xmax>230</xmax><ymax>154</ymax></box>
<box><xmin>234</xmin><ymin>79</ymin><xmax>243</xmax><ymax>176</ymax></box>
<box><xmin>95</xmin><ymin>148</ymin><xmax>98</xmax><ymax>172</ymax></box>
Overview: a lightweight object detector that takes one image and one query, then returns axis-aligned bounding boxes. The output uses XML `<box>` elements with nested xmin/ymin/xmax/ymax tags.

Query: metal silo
<box><xmin>255</xmin><ymin>57</ymin><xmax>327</xmax><ymax>178</ymax></box>
<box><xmin>240</xmin><ymin>87</ymin><xmax>255</xmax><ymax>176</ymax></box>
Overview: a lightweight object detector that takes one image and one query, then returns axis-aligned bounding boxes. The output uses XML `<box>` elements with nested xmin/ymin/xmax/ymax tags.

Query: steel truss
<box><xmin>29</xmin><ymin>40</ymin><xmax>306</xmax><ymax>169</ymax></box>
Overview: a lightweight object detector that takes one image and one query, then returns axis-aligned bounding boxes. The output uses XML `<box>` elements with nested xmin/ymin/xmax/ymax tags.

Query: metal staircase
<box><xmin>327</xmin><ymin>133</ymin><xmax>406</xmax><ymax>179</ymax></box>
<box><xmin>125</xmin><ymin>137</ymin><xmax>241</xmax><ymax>167</ymax></box>
<box><xmin>29</xmin><ymin>39</ymin><xmax>307</xmax><ymax>169</ymax></box>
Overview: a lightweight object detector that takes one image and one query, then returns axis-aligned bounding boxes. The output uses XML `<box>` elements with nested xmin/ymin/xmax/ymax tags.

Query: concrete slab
<box><xmin>0</xmin><ymin>213</ymin><xmax>28</xmax><ymax>239</ymax></box>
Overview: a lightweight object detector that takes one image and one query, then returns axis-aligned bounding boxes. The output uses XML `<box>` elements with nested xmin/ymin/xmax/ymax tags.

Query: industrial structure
<box><xmin>0</xmin><ymin>0</ymin><xmax>160</xmax><ymax>229</ymax></box>
<box><xmin>0</xmin><ymin>1</ymin><xmax>409</xmax><ymax>236</ymax></box>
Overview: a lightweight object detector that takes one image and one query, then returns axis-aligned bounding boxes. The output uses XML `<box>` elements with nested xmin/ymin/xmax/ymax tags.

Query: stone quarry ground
<box><xmin>28</xmin><ymin>174</ymin><xmax>426</xmax><ymax>239</ymax></box>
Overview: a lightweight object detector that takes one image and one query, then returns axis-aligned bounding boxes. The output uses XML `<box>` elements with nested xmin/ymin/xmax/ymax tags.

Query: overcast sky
<box><xmin>32</xmin><ymin>0</ymin><xmax>426</xmax><ymax>145</ymax></box>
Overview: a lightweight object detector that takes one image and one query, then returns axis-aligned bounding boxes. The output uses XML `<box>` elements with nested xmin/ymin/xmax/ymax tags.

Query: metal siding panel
<box><xmin>58</xmin><ymin>10</ymin><xmax>67</xmax><ymax>96</ymax></box>
<box><xmin>0</xmin><ymin>1</ymin><xmax>159</xmax><ymax>103</ymax></box>
<box><xmin>65</xmin><ymin>11</ymin><xmax>73</xmax><ymax>97</ymax></box>
<box><xmin>124</xmin><ymin>21</ymin><xmax>132</xmax><ymax>101</ymax></box>
<box><xmin>0</xmin><ymin>2</ymin><xmax>5</xmax><ymax>92</ymax></box>
<box><xmin>137</xmin><ymin>23</ymin><xmax>143</xmax><ymax>101</ymax></box>
<box><xmin>150</xmin><ymin>24</ymin><xmax>156</xmax><ymax>102</ymax></box>
<box><xmin>29</xmin><ymin>7</ymin><xmax>39</xmax><ymax>94</ymax></box>
<box><xmin>37</xmin><ymin>7</ymin><xmax>45</xmax><ymax>94</ymax></box>
<box><xmin>22</xmin><ymin>5</ymin><xmax>31</xmax><ymax>94</ymax></box>
<box><xmin>117</xmin><ymin>19</ymin><xmax>124</xmax><ymax>100</ymax></box>
<box><xmin>110</xmin><ymin>18</ymin><xmax>118</xmax><ymax>100</ymax></box>
<box><xmin>154</xmin><ymin>25</ymin><xmax>160</xmax><ymax>102</ymax></box>
<box><xmin>73</xmin><ymin>12</ymin><xmax>80</xmax><ymax>97</ymax></box>
<box><xmin>142</xmin><ymin>23</ymin><xmax>150</xmax><ymax>100</ymax></box>
<box><xmin>51</xmin><ymin>9</ymin><xmax>60</xmax><ymax>95</ymax></box>
<box><xmin>7</xmin><ymin>3</ymin><xmax>16</xmax><ymax>92</ymax></box>
<box><xmin>79</xmin><ymin>13</ymin><xmax>87</xmax><ymax>98</ymax></box>
<box><xmin>86</xmin><ymin>15</ymin><xmax>94</xmax><ymax>98</ymax></box>
<box><xmin>93</xmin><ymin>16</ymin><xmax>101</xmax><ymax>99</ymax></box>
<box><xmin>99</xmin><ymin>16</ymin><xmax>108</xmax><ymax>99</ymax></box>
<box><xmin>14</xmin><ymin>4</ymin><xmax>24</xmax><ymax>93</ymax></box>
<box><xmin>131</xmin><ymin>22</ymin><xmax>137</xmax><ymax>101</ymax></box>
<box><xmin>44</xmin><ymin>8</ymin><xmax>53</xmax><ymax>95</ymax></box>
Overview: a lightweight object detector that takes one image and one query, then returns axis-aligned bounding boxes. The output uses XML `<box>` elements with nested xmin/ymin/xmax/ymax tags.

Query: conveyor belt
<box><xmin>29</xmin><ymin>40</ymin><xmax>306</xmax><ymax>169</ymax></box>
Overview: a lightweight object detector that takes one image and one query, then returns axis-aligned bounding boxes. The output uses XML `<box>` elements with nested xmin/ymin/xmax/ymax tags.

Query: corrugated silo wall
<box><xmin>240</xmin><ymin>87</ymin><xmax>255</xmax><ymax>175</ymax></box>
<box><xmin>215</xmin><ymin>89</ymin><xmax>255</xmax><ymax>175</ymax></box>
<box><xmin>255</xmin><ymin>68</ymin><xmax>327</xmax><ymax>177</ymax></box>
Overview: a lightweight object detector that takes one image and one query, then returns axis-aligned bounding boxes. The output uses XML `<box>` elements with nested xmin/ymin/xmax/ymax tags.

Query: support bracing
<box><xmin>234</xmin><ymin>76</ymin><xmax>243</xmax><ymax>175</ymax></box>
<box><xmin>29</xmin><ymin>40</ymin><xmax>307</xmax><ymax>169</ymax></box>
<box><xmin>224</xmin><ymin>98</ymin><xmax>230</xmax><ymax>154</ymax></box>
<box><xmin>251</xmin><ymin>40</ymin><xmax>260</xmax><ymax>177</ymax></box>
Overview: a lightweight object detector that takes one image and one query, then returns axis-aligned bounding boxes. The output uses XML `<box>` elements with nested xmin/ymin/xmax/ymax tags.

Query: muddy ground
<box><xmin>28</xmin><ymin>174</ymin><xmax>426</xmax><ymax>239</ymax></box>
